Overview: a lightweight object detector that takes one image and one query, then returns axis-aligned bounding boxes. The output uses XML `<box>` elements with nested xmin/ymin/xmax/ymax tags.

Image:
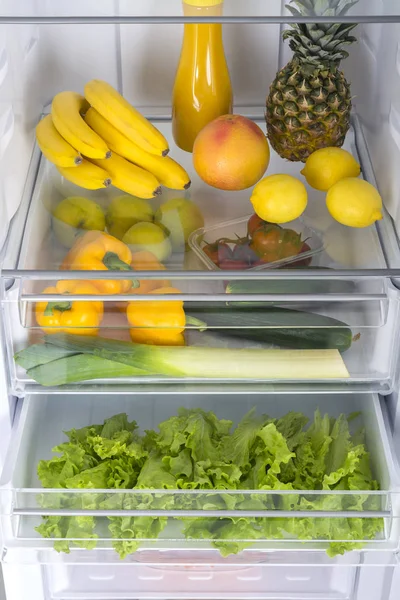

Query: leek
<box><xmin>44</xmin><ymin>334</ymin><xmax>350</xmax><ymax>380</ymax></box>
<box><xmin>28</xmin><ymin>354</ymin><xmax>150</xmax><ymax>387</ymax></box>
<box><xmin>14</xmin><ymin>343</ymin><xmax>78</xmax><ymax>370</ymax></box>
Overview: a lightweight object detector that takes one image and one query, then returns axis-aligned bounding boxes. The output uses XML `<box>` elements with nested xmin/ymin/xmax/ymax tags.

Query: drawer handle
<box><xmin>88</xmin><ymin>574</ymin><xmax>115</xmax><ymax>581</ymax></box>
<box><xmin>13</xmin><ymin>508</ymin><xmax>391</xmax><ymax>519</ymax></box>
<box><xmin>5</xmin><ymin>268</ymin><xmax>392</xmax><ymax>280</ymax></box>
<box><xmin>138</xmin><ymin>574</ymin><xmax>164</xmax><ymax>581</ymax></box>
<box><xmin>20</xmin><ymin>293</ymin><xmax>387</xmax><ymax>303</ymax></box>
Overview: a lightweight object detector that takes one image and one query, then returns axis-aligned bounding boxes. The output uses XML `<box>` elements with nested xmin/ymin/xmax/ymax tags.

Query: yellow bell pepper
<box><xmin>115</xmin><ymin>251</ymin><xmax>172</xmax><ymax>313</ymax></box>
<box><xmin>127</xmin><ymin>286</ymin><xmax>185</xmax><ymax>346</ymax></box>
<box><xmin>61</xmin><ymin>230</ymin><xmax>138</xmax><ymax>294</ymax></box>
<box><xmin>36</xmin><ymin>282</ymin><xmax>104</xmax><ymax>336</ymax></box>
<box><xmin>130</xmin><ymin>251</ymin><xmax>171</xmax><ymax>294</ymax></box>
<box><xmin>56</xmin><ymin>280</ymin><xmax>104</xmax><ymax>319</ymax></box>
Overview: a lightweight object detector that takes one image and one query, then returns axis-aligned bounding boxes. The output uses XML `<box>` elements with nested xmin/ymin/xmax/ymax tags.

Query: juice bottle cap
<box><xmin>183</xmin><ymin>0</ymin><xmax>223</xmax><ymax>6</ymax></box>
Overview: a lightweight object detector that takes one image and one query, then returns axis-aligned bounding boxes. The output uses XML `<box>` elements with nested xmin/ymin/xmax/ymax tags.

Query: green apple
<box><xmin>52</xmin><ymin>196</ymin><xmax>106</xmax><ymax>248</ymax></box>
<box><xmin>154</xmin><ymin>197</ymin><xmax>204</xmax><ymax>249</ymax></box>
<box><xmin>106</xmin><ymin>195</ymin><xmax>154</xmax><ymax>240</ymax></box>
<box><xmin>123</xmin><ymin>222</ymin><xmax>172</xmax><ymax>262</ymax></box>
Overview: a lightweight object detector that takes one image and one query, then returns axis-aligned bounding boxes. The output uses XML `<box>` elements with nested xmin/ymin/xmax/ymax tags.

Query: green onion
<box><xmin>44</xmin><ymin>334</ymin><xmax>350</xmax><ymax>380</ymax></box>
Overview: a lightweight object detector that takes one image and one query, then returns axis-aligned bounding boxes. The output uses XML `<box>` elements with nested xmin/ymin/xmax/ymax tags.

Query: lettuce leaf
<box><xmin>36</xmin><ymin>412</ymin><xmax>145</xmax><ymax>553</ymax></box>
<box><xmin>136</xmin><ymin>453</ymin><xmax>177</xmax><ymax>489</ymax></box>
<box><xmin>36</xmin><ymin>407</ymin><xmax>384</xmax><ymax>560</ymax></box>
<box><xmin>221</xmin><ymin>408</ymin><xmax>266</xmax><ymax>472</ymax></box>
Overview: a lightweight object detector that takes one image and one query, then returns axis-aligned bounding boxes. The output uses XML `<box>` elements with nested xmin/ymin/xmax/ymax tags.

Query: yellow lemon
<box><xmin>250</xmin><ymin>174</ymin><xmax>308</xmax><ymax>224</ymax></box>
<box><xmin>301</xmin><ymin>147</ymin><xmax>361</xmax><ymax>191</ymax></box>
<box><xmin>326</xmin><ymin>178</ymin><xmax>383</xmax><ymax>228</ymax></box>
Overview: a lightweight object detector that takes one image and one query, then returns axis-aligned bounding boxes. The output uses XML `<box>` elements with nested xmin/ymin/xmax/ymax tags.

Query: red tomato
<box><xmin>203</xmin><ymin>243</ymin><xmax>219</xmax><ymax>265</ymax></box>
<box><xmin>251</xmin><ymin>225</ymin><xmax>283</xmax><ymax>257</ymax></box>
<box><xmin>279</xmin><ymin>229</ymin><xmax>303</xmax><ymax>259</ymax></box>
<box><xmin>251</xmin><ymin>225</ymin><xmax>303</xmax><ymax>263</ymax></box>
<box><xmin>253</xmin><ymin>256</ymin><xmax>271</xmax><ymax>267</ymax></box>
<box><xmin>254</xmin><ymin>252</ymin><xmax>287</xmax><ymax>266</ymax></box>
<box><xmin>247</xmin><ymin>214</ymin><xmax>266</xmax><ymax>237</ymax></box>
<box><xmin>287</xmin><ymin>242</ymin><xmax>313</xmax><ymax>267</ymax></box>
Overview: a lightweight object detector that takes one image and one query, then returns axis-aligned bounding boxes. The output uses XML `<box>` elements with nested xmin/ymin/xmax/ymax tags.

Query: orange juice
<box><xmin>172</xmin><ymin>0</ymin><xmax>233</xmax><ymax>153</ymax></box>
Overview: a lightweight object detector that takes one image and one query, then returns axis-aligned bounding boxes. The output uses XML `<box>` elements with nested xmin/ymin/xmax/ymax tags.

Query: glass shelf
<box><xmin>2</xmin><ymin>114</ymin><xmax>400</xmax><ymax>279</ymax></box>
<box><xmin>0</xmin><ymin>0</ymin><xmax>399</xmax><ymax>23</ymax></box>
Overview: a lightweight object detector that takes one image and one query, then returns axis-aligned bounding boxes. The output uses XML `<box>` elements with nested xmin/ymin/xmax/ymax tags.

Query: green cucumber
<box><xmin>226</xmin><ymin>276</ymin><xmax>355</xmax><ymax>303</ymax></box>
<box><xmin>186</xmin><ymin>305</ymin><xmax>353</xmax><ymax>352</ymax></box>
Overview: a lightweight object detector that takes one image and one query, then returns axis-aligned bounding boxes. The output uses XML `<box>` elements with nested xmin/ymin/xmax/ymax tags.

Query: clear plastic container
<box><xmin>189</xmin><ymin>216</ymin><xmax>324</xmax><ymax>271</ymax></box>
<box><xmin>1</xmin><ymin>391</ymin><xmax>399</xmax><ymax>561</ymax></box>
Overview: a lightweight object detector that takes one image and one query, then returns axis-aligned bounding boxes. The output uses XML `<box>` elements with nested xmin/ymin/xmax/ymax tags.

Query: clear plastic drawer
<box><xmin>1</xmin><ymin>392</ymin><xmax>399</xmax><ymax>563</ymax></box>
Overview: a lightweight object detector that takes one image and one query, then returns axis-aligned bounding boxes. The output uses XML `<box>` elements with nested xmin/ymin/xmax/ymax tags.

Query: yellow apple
<box><xmin>106</xmin><ymin>195</ymin><xmax>154</xmax><ymax>240</ymax></box>
<box><xmin>52</xmin><ymin>196</ymin><xmax>106</xmax><ymax>248</ymax></box>
<box><xmin>123</xmin><ymin>222</ymin><xmax>172</xmax><ymax>262</ymax></box>
<box><xmin>154</xmin><ymin>197</ymin><xmax>204</xmax><ymax>249</ymax></box>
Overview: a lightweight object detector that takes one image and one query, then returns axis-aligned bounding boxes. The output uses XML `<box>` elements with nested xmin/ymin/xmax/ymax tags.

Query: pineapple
<box><xmin>266</xmin><ymin>0</ymin><xmax>359</xmax><ymax>162</ymax></box>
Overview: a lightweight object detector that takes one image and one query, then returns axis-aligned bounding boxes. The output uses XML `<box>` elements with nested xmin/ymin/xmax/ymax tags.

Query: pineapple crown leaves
<box><xmin>284</xmin><ymin>0</ymin><xmax>359</xmax><ymax>70</ymax></box>
<box><xmin>286</xmin><ymin>0</ymin><xmax>359</xmax><ymax>18</ymax></box>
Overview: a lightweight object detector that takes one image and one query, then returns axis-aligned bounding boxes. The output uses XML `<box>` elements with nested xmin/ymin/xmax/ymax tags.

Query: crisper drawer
<box><xmin>0</xmin><ymin>388</ymin><xmax>400</xmax><ymax>600</ymax></box>
<box><xmin>2</xmin><ymin>551</ymin><xmax>399</xmax><ymax>600</ymax></box>
<box><xmin>3</xmin><ymin>277</ymin><xmax>400</xmax><ymax>395</ymax></box>
<box><xmin>1</xmin><ymin>392</ymin><xmax>400</xmax><ymax>565</ymax></box>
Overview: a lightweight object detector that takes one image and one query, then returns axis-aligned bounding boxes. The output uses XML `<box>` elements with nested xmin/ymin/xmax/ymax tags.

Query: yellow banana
<box><xmin>52</xmin><ymin>91</ymin><xmax>111</xmax><ymax>159</ymax></box>
<box><xmin>36</xmin><ymin>114</ymin><xmax>82</xmax><ymax>168</ymax></box>
<box><xmin>84</xmin><ymin>79</ymin><xmax>169</xmax><ymax>157</ymax></box>
<box><xmin>85</xmin><ymin>108</ymin><xmax>191</xmax><ymax>190</ymax></box>
<box><xmin>57</xmin><ymin>159</ymin><xmax>112</xmax><ymax>190</ymax></box>
<box><xmin>90</xmin><ymin>152</ymin><xmax>161</xmax><ymax>199</ymax></box>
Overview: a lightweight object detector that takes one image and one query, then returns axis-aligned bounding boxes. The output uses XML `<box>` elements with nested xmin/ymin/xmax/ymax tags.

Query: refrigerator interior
<box><xmin>1</xmin><ymin>1</ymin><xmax>400</xmax><ymax>599</ymax></box>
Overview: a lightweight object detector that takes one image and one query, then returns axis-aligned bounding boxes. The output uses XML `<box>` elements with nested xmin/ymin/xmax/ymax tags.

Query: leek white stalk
<box><xmin>44</xmin><ymin>334</ymin><xmax>350</xmax><ymax>380</ymax></box>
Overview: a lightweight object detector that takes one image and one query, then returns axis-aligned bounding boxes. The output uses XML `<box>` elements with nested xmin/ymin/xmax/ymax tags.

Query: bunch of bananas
<box><xmin>36</xmin><ymin>80</ymin><xmax>191</xmax><ymax>197</ymax></box>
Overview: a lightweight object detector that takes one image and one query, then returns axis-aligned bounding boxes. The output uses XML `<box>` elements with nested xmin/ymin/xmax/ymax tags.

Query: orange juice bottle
<box><xmin>172</xmin><ymin>0</ymin><xmax>233</xmax><ymax>153</ymax></box>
